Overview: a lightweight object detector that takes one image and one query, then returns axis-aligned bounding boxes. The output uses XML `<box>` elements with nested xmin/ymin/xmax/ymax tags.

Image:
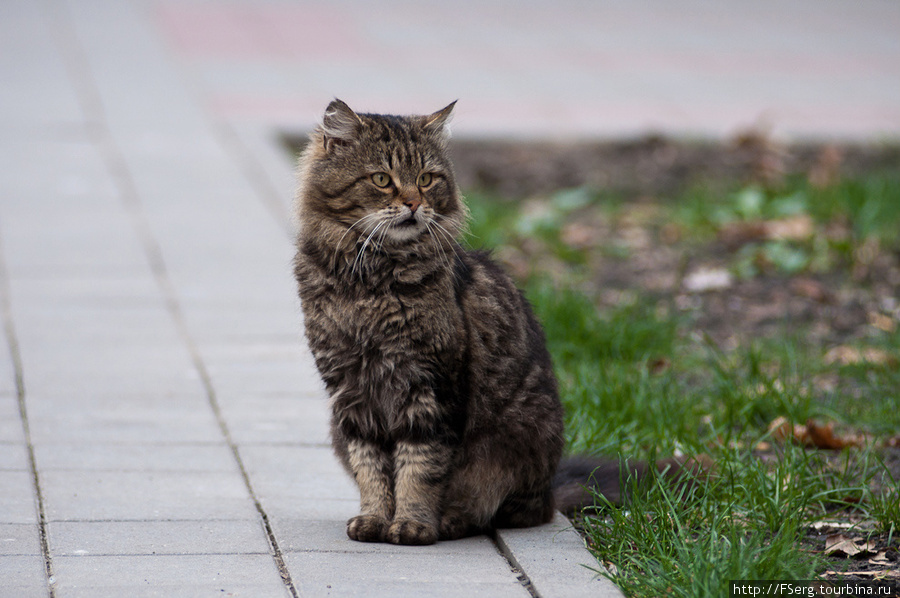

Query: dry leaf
<box><xmin>807</xmin><ymin>421</ymin><xmax>845</xmax><ymax>450</ymax></box>
<box><xmin>768</xmin><ymin>416</ymin><xmax>793</xmax><ymax>443</ymax></box>
<box><xmin>764</xmin><ymin>215</ymin><xmax>815</xmax><ymax>241</ymax></box>
<box><xmin>719</xmin><ymin>221</ymin><xmax>768</xmax><ymax>249</ymax></box>
<box><xmin>869</xmin><ymin>311</ymin><xmax>897</xmax><ymax>333</ymax></box>
<box><xmin>811</xmin><ymin>521</ymin><xmax>856</xmax><ymax>533</ymax></box>
<box><xmin>824</xmin><ymin>346</ymin><xmax>897</xmax><ymax>367</ymax></box>
<box><xmin>790</xmin><ymin>278</ymin><xmax>830</xmax><ymax>302</ymax></box>
<box><xmin>824</xmin><ymin>569</ymin><xmax>900</xmax><ymax>579</ymax></box>
<box><xmin>869</xmin><ymin>550</ymin><xmax>893</xmax><ymax>566</ymax></box>
<box><xmin>770</xmin><ymin>417</ymin><xmax>867</xmax><ymax>450</ymax></box>
<box><xmin>825</xmin><ymin>534</ymin><xmax>878</xmax><ymax>557</ymax></box>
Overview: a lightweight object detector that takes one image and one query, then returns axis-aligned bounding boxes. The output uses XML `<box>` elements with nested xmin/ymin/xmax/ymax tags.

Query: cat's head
<box><xmin>296</xmin><ymin>99</ymin><xmax>466</xmax><ymax>249</ymax></box>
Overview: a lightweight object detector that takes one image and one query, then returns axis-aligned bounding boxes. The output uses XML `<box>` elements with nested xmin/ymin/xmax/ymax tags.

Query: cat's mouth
<box><xmin>382</xmin><ymin>212</ymin><xmax>426</xmax><ymax>242</ymax></box>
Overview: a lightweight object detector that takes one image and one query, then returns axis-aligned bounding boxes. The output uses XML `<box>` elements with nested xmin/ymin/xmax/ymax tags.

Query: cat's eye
<box><xmin>371</xmin><ymin>172</ymin><xmax>391</xmax><ymax>188</ymax></box>
<box><xmin>417</xmin><ymin>173</ymin><xmax>433</xmax><ymax>188</ymax></box>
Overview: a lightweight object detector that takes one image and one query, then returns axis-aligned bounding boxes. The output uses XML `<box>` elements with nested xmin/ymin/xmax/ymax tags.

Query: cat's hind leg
<box><xmin>491</xmin><ymin>485</ymin><xmax>555</xmax><ymax>529</ymax></box>
<box><xmin>438</xmin><ymin>461</ymin><xmax>512</xmax><ymax>541</ymax></box>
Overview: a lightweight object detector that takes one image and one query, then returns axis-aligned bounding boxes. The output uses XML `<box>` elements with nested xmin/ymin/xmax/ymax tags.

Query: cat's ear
<box><xmin>320</xmin><ymin>99</ymin><xmax>363</xmax><ymax>151</ymax></box>
<box><xmin>422</xmin><ymin>101</ymin><xmax>456</xmax><ymax>143</ymax></box>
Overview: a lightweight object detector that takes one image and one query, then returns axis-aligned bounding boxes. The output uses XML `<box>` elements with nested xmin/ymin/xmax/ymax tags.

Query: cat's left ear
<box><xmin>423</xmin><ymin>101</ymin><xmax>456</xmax><ymax>143</ymax></box>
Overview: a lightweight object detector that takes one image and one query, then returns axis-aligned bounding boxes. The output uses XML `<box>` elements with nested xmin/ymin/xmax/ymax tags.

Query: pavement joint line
<box><xmin>215</xmin><ymin>120</ymin><xmax>296</xmax><ymax>238</ymax></box>
<box><xmin>39</xmin><ymin>2</ymin><xmax>300</xmax><ymax>595</ymax></box>
<box><xmin>95</xmin><ymin>88</ymin><xmax>302</xmax><ymax>598</ymax></box>
<box><xmin>489</xmin><ymin>529</ymin><xmax>541</xmax><ymax>598</ymax></box>
<box><xmin>160</xmin><ymin>29</ymin><xmax>296</xmax><ymax>238</ymax></box>
<box><xmin>0</xmin><ymin>231</ymin><xmax>56</xmax><ymax>597</ymax></box>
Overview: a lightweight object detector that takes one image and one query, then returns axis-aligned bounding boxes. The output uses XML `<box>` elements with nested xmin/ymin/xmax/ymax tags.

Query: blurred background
<box><xmin>150</xmin><ymin>0</ymin><xmax>900</xmax><ymax>140</ymax></box>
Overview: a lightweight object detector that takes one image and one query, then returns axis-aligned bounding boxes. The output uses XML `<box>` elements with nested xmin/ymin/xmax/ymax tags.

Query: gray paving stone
<box><xmin>263</xmin><ymin>498</ymin><xmax>358</xmax><ymax>523</ymax></box>
<box><xmin>0</xmin><ymin>443</ymin><xmax>29</xmax><ymax>472</ymax></box>
<box><xmin>0</xmin><ymin>0</ymin><xmax>84</xmax><ymax>129</ymax></box>
<box><xmin>0</xmin><ymin>136</ymin><xmax>116</xmax><ymax>205</ymax></box>
<box><xmin>33</xmin><ymin>443</ymin><xmax>238</xmax><ymax>473</ymax></box>
<box><xmin>295</xmin><ymin>579</ymin><xmax>529</xmax><ymax>598</ymax></box>
<box><xmin>226</xmin><ymin>122</ymin><xmax>297</xmax><ymax>223</ymax></box>
<box><xmin>218</xmin><ymin>393</ymin><xmax>329</xmax><ymax>445</ymax></box>
<box><xmin>51</xmin><ymin>554</ymin><xmax>290</xmax><ymax>598</ymax></box>
<box><xmin>26</xmin><ymin>394</ymin><xmax>223</xmax><ymax>445</ymax></box>
<box><xmin>41</xmin><ymin>470</ymin><xmax>257</xmax><ymax>522</ymax></box>
<box><xmin>179</xmin><ymin>306</ymin><xmax>303</xmax><ymax>346</ymax></box>
<box><xmin>0</xmin><ymin>523</ymin><xmax>41</xmax><ymax>556</ymax></box>
<box><xmin>0</xmin><ymin>321</ymin><xmax>16</xmax><ymax>399</ymax></box>
<box><xmin>201</xmin><ymin>342</ymin><xmax>315</xmax><ymax>398</ymax></box>
<box><xmin>0</xmin><ymin>555</ymin><xmax>48</xmax><ymax>598</ymax></box>
<box><xmin>0</xmin><ymin>471</ymin><xmax>38</xmax><ymax>525</ymax></box>
<box><xmin>0</xmin><ymin>397</ymin><xmax>25</xmax><ymax>445</ymax></box>
<box><xmin>496</xmin><ymin>513</ymin><xmax>623</xmax><ymax>598</ymax></box>
<box><xmin>284</xmin><ymin>551</ymin><xmax>528</xmax><ymax>596</ymax></box>
<box><xmin>2</xmin><ymin>208</ymin><xmax>148</xmax><ymax>276</ymax></box>
<box><xmin>237</xmin><ymin>445</ymin><xmax>357</xmax><ymax>503</ymax></box>
<box><xmin>48</xmin><ymin>520</ymin><xmax>270</xmax><ymax>556</ymax></box>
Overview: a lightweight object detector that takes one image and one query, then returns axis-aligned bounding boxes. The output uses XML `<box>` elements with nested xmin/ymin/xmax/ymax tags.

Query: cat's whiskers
<box><xmin>425</xmin><ymin>220</ymin><xmax>453</xmax><ymax>273</ymax></box>
<box><xmin>433</xmin><ymin>212</ymin><xmax>468</xmax><ymax>244</ymax></box>
<box><xmin>336</xmin><ymin>212</ymin><xmax>381</xmax><ymax>268</ymax></box>
<box><xmin>353</xmin><ymin>218</ymin><xmax>388</xmax><ymax>278</ymax></box>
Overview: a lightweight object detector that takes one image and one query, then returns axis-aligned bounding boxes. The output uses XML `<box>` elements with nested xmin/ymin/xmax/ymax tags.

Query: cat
<box><xmin>293</xmin><ymin>99</ymin><xmax>701</xmax><ymax>545</ymax></box>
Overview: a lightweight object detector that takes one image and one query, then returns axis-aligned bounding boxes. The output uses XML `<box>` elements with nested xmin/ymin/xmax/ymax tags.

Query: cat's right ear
<box><xmin>320</xmin><ymin>99</ymin><xmax>363</xmax><ymax>152</ymax></box>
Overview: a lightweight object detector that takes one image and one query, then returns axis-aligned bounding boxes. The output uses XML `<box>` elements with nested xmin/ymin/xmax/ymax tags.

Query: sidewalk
<box><xmin>1</xmin><ymin>1</ymin><xmax>897</xmax><ymax>597</ymax></box>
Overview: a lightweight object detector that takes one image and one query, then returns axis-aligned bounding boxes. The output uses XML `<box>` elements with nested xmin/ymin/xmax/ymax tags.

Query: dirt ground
<box><xmin>450</xmin><ymin>135</ymin><xmax>900</xmax><ymax>348</ymax></box>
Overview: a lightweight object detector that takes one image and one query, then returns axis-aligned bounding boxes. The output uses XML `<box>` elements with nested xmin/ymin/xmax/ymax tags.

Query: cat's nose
<box><xmin>404</xmin><ymin>197</ymin><xmax>421</xmax><ymax>213</ymax></box>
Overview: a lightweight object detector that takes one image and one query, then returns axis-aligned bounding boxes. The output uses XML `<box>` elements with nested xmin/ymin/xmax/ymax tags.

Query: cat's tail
<box><xmin>552</xmin><ymin>454</ymin><xmax>713</xmax><ymax>516</ymax></box>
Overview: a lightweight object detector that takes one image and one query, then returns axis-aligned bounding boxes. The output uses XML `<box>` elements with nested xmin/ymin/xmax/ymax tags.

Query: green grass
<box><xmin>462</xmin><ymin>173</ymin><xmax>900</xmax><ymax>598</ymax></box>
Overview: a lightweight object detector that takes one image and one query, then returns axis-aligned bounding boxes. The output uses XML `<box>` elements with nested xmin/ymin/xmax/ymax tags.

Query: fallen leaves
<box><xmin>825</xmin><ymin>534</ymin><xmax>877</xmax><ymax>557</ymax></box>
<box><xmin>718</xmin><ymin>215</ymin><xmax>814</xmax><ymax>249</ymax></box>
<box><xmin>767</xmin><ymin>417</ymin><xmax>869</xmax><ymax>450</ymax></box>
<box><xmin>824</xmin><ymin>346</ymin><xmax>898</xmax><ymax>367</ymax></box>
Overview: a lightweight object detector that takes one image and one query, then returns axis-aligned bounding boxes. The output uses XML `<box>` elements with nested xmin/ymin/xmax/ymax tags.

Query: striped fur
<box><xmin>293</xmin><ymin>100</ymin><xmax>564</xmax><ymax>544</ymax></box>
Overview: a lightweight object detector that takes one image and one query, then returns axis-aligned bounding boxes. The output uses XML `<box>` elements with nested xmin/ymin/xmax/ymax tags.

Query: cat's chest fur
<box><xmin>299</xmin><ymin>250</ymin><xmax>464</xmax><ymax>386</ymax></box>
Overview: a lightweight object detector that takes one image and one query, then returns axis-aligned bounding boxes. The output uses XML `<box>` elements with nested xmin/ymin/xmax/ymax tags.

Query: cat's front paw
<box><xmin>347</xmin><ymin>514</ymin><xmax>389</xmax><ymax>542</ymax></box>
<box><xmin>387</xmin><ymin>518</ymin><xmax>438</xmax><ymax>545</ymax></box>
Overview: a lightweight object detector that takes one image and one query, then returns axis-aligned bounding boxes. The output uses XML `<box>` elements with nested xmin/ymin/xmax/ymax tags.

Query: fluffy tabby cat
<box><xmin>293</xmin><ymin>100</ymin><xmax>697</xmax><ymax>545</ymax></box>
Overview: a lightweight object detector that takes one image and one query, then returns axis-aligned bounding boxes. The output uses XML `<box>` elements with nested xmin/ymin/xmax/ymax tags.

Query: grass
<box><xmin>462</xmin><ymin>173</ymin><xmax>900</xmax><ymax>598</ymax></box>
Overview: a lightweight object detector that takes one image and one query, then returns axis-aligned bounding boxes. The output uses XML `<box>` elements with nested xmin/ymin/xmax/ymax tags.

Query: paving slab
<box><xmin>47</xmin><ymin>520</ymin><xmax>270</xmax><ymax>557</ymax></box>
<box><xmin>0</xmin><ymin>555</ymin><xmax>48</xmax><ymax>598</ymax></box>
<box><xmin>282</xmin><ymin>551</ymin><xmax>530</xmax><ymax>598</ymax></box>
<box><xmin>0</xmin><ymin>472</ymin><xmax>39</xmax><ymax>525</ymax></box>
<box><xmin>40</xmin><ymin>470</ymin><xmax>258</xmax><ymax>522</ymax></box>
<box><xmin>32</xmin><ymin>443</ymin><xmax>238</xmax><ymax>473</ymax></box>
<box><xmin>497</xmin><ymin>513</ymin><xmax>623</xmax><ymax>598</ymax></box>
<box><xmin>0</xmin><ymin>523</ymin><xmax>42</xmax><ymax>557</ymax></box>
<box><xmin>51</xmin><ymin>554</ymin><xmax>291</xmax><ymax>598</ymax></box>
<box><xmin>0</xmin><ymin>398</ymin><xmax>25</xmax><ymax>445</ymax></box>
